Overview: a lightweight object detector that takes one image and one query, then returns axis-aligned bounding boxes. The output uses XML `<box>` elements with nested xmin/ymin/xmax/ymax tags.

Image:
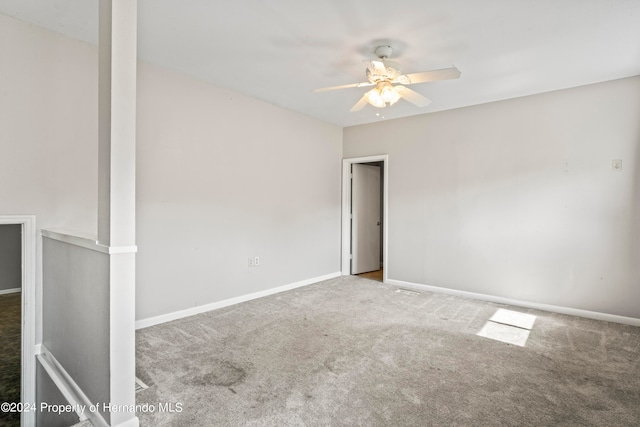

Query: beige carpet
<box><xmin>135</xmin><ymin>276</ymin><xmax>640</xmax><ymax>426</ymax></box>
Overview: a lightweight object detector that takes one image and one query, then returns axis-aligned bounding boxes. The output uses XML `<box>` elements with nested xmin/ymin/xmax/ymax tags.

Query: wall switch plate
<box><xmin>612</xmin><ymin>159</ymin><xmax>622</xmax><ymax>171</ymax></box>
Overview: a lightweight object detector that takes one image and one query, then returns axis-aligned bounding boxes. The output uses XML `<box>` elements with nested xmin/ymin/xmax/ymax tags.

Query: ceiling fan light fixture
<box><xmin>365</xmin><ymin>82</ymin><xmax>400</xmax><ymax>108</ymax></box>
<box><xmin>365</xmin><ymin>88</ymin><xmax>386</xmax><ymax>108</ymax></box>
<box><xmin>380</xmin><ymin>83</ymin><xmax>400</xmax><ymax>104</ymax></box>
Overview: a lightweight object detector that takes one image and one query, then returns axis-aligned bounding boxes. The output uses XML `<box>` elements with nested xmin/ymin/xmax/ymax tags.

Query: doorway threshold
<box><xmin>356</xmin><ymin>269</ymin><xmax>383</xmax><ymax>282</ymax></box>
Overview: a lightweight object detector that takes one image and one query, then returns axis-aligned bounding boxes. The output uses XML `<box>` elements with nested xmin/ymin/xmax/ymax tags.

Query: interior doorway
<box><xmin>0</xmin><ymin>216</ymin><xmax>36</xmax><ymax>427</ymax></box>
<box><xmin>341</xmin><ymin>155</ymin><xmax>388</xmax><ymax>283</ymax></box>
<box><xmin>351</xmin><ymin>162</ymin><xmax>382</xmax><ymax>278</ymax></box>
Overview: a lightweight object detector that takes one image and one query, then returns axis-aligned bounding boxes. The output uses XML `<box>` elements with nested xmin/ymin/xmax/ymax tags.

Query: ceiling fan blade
<box><xmin>313</xmin><ymin>81</ymin><xmax>374</xmax><ymax>93</ymax></box>
<box><xmin>369</xmin><ymin>60</ymin><xmax>387</xmax><ymax>75</ymax></box>
<box><xmin>401</xmin><ymin>66</ymin><xmax>461</xmax><ymax>85</ymax></box>
<box><xmin>350</xmin><ymin>95</ymin><xmax>369</xmax><ymax>112</ymax></box>
<box><xmin>395</xmin><ymin>86</ymin><xmax>432</xmax><ymax>107</ymax></box>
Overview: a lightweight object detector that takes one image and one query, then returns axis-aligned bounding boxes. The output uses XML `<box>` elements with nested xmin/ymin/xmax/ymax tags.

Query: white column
<box><xmin>98</xmin><ymin>0</ymin><xmax>137</xmax><ymax>248</ymax></box>
<box><xmin>98</xmin><ymin>1</ymin><xmax>139</xmax><ymax>426</ymax></box>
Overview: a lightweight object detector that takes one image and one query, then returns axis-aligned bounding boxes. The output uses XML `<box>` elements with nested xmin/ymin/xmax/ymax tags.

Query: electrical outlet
<box><xmin>254</xmin><ymin>256</ymin><xmax>260</xmax><ymax>266</ymax></box>
<box><xmin>612</xmin><ymin>159</ymin><xmax>622</xmax><ymax>171</ymax></box>
<box><xmin>248</xmin><ymin>257</ymin><xmax>254</xmax><ymax>268</ymax></box>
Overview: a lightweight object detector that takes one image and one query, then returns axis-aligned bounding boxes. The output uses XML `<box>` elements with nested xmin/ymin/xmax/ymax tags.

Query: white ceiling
<box><xmin>1</xmin><ymin>0</ymin><xmax>639</xmax><ymax>127</ymax></box>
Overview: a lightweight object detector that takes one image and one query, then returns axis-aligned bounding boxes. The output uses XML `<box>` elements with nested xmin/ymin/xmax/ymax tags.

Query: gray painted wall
<box><xmin>42</xmin><ymin>238</ymin><xmax>111</xmax><ymax>422</ymax></box>
<box><xmin>0</xmin><ymin>224</ymin><xmax>21</xmax><ymax>291</ymax></box>
<box><xmin>344</xmin><ymin>76</ymin><xmax>640</xmax><ymax>319</ymax></box>
<box><xmin>36</xmin><ymin>361</ymin><xmax>81</xmax><ymax>427</ymax></box>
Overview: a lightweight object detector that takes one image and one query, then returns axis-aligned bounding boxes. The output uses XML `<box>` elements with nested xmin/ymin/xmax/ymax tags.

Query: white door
<box><xmin>351</xmin><ymin>164</ymin><xmax>381</xmax><ymax>274</ymax></box>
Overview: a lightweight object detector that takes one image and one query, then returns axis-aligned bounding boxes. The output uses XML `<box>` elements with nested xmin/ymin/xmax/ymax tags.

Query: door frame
<box><xmin>341</xmin><ymin>155</ymin><xmax>388</xmax><ymax>282</ymax></box>
<box><xmin>0</xmin><ymin>215</ymin><xmax>36</xmax><ymax>427</ymax></box>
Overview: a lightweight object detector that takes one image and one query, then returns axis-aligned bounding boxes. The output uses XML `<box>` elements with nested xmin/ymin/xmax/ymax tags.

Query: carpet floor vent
<box><xmin>135</xmin><ymin>377</ymin><xmax>149</xmax><ymax>393</ymax></box>
<box><xmin>395</xmin><ymin>288</ymin><xmax>420</xmax><ymax>296</ymax></box>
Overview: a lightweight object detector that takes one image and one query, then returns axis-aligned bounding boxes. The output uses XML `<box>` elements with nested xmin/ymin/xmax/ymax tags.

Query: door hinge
<box><xmin>349</xmin><ymin>254</ymin><xmax>353</xmax><ymax>260</ymax></box>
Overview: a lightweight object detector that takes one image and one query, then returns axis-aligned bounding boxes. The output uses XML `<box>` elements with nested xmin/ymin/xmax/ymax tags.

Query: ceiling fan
<box><xmin>313</xmin><ymin>45</ymin><xmax>461</xmax><ymax>112</ymax></box>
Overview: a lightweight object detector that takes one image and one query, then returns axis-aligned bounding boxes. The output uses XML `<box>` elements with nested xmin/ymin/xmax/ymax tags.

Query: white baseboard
<box><xmin>136</xmin><ymin>271</ymin><xmax>342</xmax><ymax>330</ymax></box>
<box><xmin>37</xmin><ymin>345</ymin><xmax>109</xmax><ymax>427</ymax></box>
<box><xmin>0</xmin><ymin>287</ymin><xmax>21</xmax><ymax>295</ymax></box>
<box><xmin>386</xmin><ymin>279</ymin><xmax>640</xmax><ymax>327</ymax></box>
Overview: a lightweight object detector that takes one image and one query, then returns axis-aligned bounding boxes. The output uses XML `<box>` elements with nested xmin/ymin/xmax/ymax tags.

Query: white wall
<box><xmin>1</xmin><ymin>10</ymin><xmax>342</xmax><ymax>325</ymax></box>
<box><xmin>136</xmin><ymin>63</ymin><xmax>343</xmax><ymax>320</ymax></box>
<box><xmin>344</xmin><ymin>76</ymin><xmax>640</xmax><ymax>319</ymax></box>
<box><xmin>0</xmin><ymin>14</ymin><xmax>98</xmax><ymax>232</ymax></box>
<box><xmin>0</xmin><ymin>224</ymin><xmax>21</xmax><ymax>291</ymax></box>
<box><xmin>0</xmin><ymin>14</ymin><xmax>98</xmax><ymax>341</ymax></box>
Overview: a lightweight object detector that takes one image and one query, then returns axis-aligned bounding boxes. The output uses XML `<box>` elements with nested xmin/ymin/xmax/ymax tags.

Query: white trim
<box><xmin>102</xmin><ymin>244</ymin><xmax>138</xmax><ymax>254</ymax></box>
<box><xmin>136</xmin><ymin>271</ymin><xmax>341</xmax><ymax>330</ymax></box>
<box><xmin>342</xmin><ymin>155</ymin><xmax>389</xmax><ymax>283</ymax></box>
<box><xmin>113</xmin><ymin>418</ymin><xmax>140</xmax><ymax>427</ymax></box>
<box><xmin>387</xmin><ymin>278</ymin><xmax>640</xmax><ymax>327</ymax></box>
<box><xmin>42</xmin><ymin>228</ymin><xmax>137</xmax><ymax>254</ymax></box>
<box><xmin>37</xmin><ymin>345</ymin><xmax>109</xmax><ymax>427</ymax></box>
<box><xmin>0</xmin><ymin>287</ymin><xmax>21</xmax><ymax>295</ymax></box>
<box><xmin>0</xmin><ymin>215</ymin><xmax>36</xmax><ymax>427</ymax></box>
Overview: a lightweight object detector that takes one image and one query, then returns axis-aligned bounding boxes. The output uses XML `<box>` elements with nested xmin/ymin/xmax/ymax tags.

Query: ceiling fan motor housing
<box><xmin>375</xmin><ymin>45</ymin><xmax>393</xmax><ymax>59</ymax></box>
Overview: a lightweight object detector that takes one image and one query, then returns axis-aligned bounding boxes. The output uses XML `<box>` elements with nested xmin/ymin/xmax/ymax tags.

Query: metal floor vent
<box><xmin>395</xmin><ymin>288</ymin><xmax>420</xmax><ymax>296</ymax></box>
<box><xmin>135</xmin><ymin>377</ymin><xmax>149</xmax><ymax>393</ymax></box>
